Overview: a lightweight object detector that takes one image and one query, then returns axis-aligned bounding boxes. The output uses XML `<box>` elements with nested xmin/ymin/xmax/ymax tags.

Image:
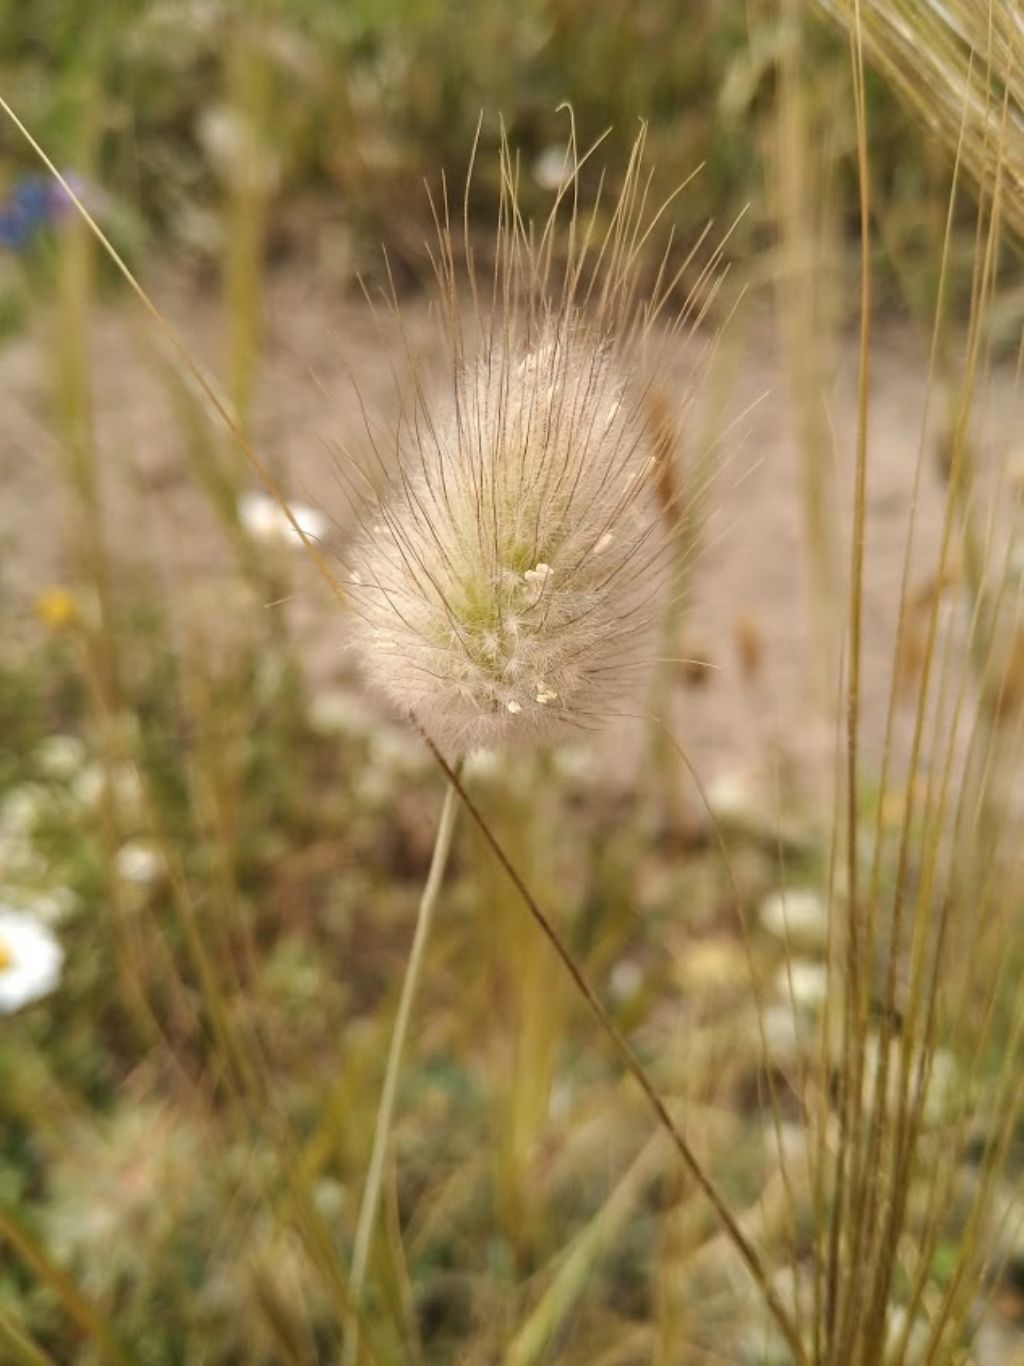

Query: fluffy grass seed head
<box><xmin>345</xmin><ymin>129</ymin><xmax>711</xmax><ymax>755</ymax></box>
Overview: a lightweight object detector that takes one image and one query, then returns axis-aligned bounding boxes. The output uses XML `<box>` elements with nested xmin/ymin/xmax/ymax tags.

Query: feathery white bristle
<box><xmin>346</xmin><ymin>317</ymin><xmax>670</xmax><ymax>755</ymax></box>
<box><xmin>338</xmin><ymin>125</ymin><xmax>716</xmax><ymax>755</ymax></box>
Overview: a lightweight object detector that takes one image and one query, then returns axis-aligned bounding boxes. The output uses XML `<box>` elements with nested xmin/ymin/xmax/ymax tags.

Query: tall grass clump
<box><xmin>740</xmin><ymin>7</ymin><xmax>1024</xmax><ymax>1362</ymax></box>
<box><xmin>815</xmin><ymin>0</ymin><xmax>1024</xmax><ymax>246</ymax></box>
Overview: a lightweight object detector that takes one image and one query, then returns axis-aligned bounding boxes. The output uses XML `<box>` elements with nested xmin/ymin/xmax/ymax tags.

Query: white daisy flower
<box><xmin>0</xmin><ymin>909</ymin><xmax>63</xmax><ymax>1013</ymax></box>
<box><xmin>759</xmin><ymin>887</ymin><xmax>829</xmax><ymax>947</ymax></box>
<box><xmin>238</xmin><ymin>490</ymin><xmax>328</xmax><ymax>548</ymax></box>
<box><xmin>533</xmin><ymin>144</ymin><xmax>573</xmax><ymax>192</ymax></box>
<box><xmin>775</xmin><ymin>958</ymin><xmax>829</xmax><ymax>1011</ymax></box>
<box><xmin>0</xmin><ymin>784</ymin><xmax>50</xmax><ymax>836</ymax></box>
<box><xmin>705</xmin><ymin>767</ymin><xmax>761</xmax><ymax>823</ymax></box>
<box><xmin>198</xmin><ymin>106</ymin><xmax>281</xmax><ymax>194</ymax></box>
<box><xmin>71</xmin><ymin>762</ymin><xmax>143</xmax><ymax>814</ymax></box>
<box><xmin>609</xmin><ymin>957</ymin><xmax>644</xmax><ymax>1001</ymax></box>
<box><xmin>307</xmin><ymin>688</ymin><xmax>376</xmax><ymax>739</ymax></box>
<box><xmin>34</xmin><ymin>734</ymin><xmax>87</xmax><ymax>780</ymax></box>
<box><xmin>114</xmin><ymin>841</ymin><xmax>162</xmax><ymax>886</ymax></box>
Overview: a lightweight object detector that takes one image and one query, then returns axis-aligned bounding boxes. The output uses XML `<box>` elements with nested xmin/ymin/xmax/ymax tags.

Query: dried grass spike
<box><xmin>347</xmin><ymin>313</ymin><xmax>670</xmax><ymax>754</ymax></box>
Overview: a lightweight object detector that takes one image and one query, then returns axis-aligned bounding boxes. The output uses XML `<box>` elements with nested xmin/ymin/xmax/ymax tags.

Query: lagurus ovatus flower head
<box><xmin>345</xmin><ymin>126</ymin><xmax>714</xmax><ymax>755</ymax></box>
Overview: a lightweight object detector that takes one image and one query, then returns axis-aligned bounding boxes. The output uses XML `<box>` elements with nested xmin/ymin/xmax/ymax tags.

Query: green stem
<box><xmin>345</xmin><ymin>774</ymin><xmax>460</xmax><ymax>1363</ymax></box>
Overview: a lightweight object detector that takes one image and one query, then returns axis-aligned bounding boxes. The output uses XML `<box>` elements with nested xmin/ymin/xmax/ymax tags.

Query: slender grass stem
<box><xmin>0</xmin><ymin>1207</ymin><xmax>130</xmax><ymax>1366</ymax></box>
<box><xmin>345</xmin><ymin>773</ymin><xmax>461</xmax><ymax>1365</ymax></box>
<box><xmin>421</xmin><ymin>734</ymin><xmax>809</xmax><ymax>1366</ymax></box>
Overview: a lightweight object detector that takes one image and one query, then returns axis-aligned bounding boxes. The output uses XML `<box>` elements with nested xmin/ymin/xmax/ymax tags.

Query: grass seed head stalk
<box><xmin>345</xmin><ymin>132</ymin><xmax>682</xmax><ymax>756</ymax></box>
<box><xmin>341</xmin><ymin>125</ymin><xmax>761</xmax><ymax>1358</ymax></box>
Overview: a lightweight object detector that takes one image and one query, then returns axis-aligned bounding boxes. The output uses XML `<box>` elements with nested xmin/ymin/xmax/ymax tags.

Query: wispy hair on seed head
<box><xmin>342</xmin><ymin>117</ymin><xmax>729</xmax><ymax>755</ymax></box>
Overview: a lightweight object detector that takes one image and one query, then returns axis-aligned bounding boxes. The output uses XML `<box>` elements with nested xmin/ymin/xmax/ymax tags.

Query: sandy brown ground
<box><xmin>2</xmin><ymin>258</ymin><xmax>1016</xmax><ymax>817</ymax></box>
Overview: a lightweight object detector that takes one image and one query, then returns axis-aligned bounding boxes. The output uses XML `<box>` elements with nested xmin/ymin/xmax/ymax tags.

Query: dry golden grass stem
<box><xmin>852</xmin><ymin>76</ymin><xmax>1010</xmax><ymax>1358</ymax></box>
<box><xmin>345</xmin><ymin>774</ymin><xmax>461</xmax><ymax>1366</ymax></box>
<box><xmin>774</xmin><ymin>0</ymin><xmax>842</xmax><ymax>707</ymax></box>
<box><xmin>800</xmin><ymin>6</ymin><xmax>1024</xmax><ymax>1355</ymax></box>
<box><xmin>0</xmin><ymin>1206</ymin><xmax>130</xmax><ymax>1366</ymax></box>
<box><xmin>826</xmin><ymin>3</ymin><xmax>874</xmax><ymax>1349</ymax></box>
<box><xmin>815</xmin><ymin>0</ymin><xmax>1024</xmax><ymax>245</ymax></box>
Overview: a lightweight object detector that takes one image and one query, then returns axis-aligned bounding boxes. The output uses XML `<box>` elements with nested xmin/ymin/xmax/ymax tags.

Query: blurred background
<box><xmin>3</xmin><ymin>2</ymin><xmax>1024</xmax><ymax>1363</ymax></box>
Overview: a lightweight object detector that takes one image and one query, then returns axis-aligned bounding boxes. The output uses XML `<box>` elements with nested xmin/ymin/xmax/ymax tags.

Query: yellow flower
<box><xmin>35</xmin><ymin>586</ymin><xmax>76</xmax><ymax>630</ymax></box>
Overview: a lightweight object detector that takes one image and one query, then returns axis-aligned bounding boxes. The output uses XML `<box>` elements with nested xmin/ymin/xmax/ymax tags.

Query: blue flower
<box><xmin>0</xmin><ymin>173</ymin><xmax>84</xmax><ymax>252</ymax></box>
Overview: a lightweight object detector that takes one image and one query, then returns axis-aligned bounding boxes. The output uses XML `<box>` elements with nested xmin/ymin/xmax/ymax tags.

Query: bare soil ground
<box><xmin>2</xmin><ymin>259</ymin><xmax>1012</xmax><ymax>812</ymax></box>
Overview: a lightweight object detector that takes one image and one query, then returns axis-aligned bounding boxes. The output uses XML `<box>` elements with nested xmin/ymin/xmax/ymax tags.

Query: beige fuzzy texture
<box><xmin>346</xmin><ymin>314</ymin><xmax>669</xmax><ymax>755</ymax></box>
